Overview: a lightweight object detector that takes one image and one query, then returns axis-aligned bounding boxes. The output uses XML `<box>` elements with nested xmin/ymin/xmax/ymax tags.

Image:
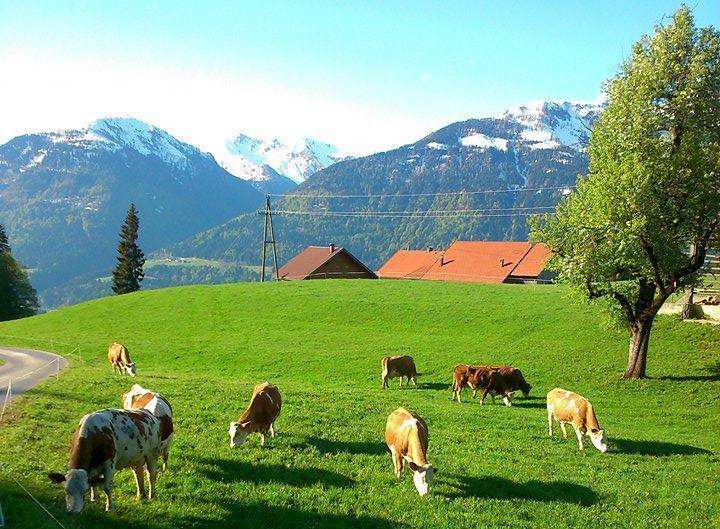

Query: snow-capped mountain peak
<box><xmin>215</xmin><ymin>133</ymin><xmax>345</xmax><ymax>185</ymax></box>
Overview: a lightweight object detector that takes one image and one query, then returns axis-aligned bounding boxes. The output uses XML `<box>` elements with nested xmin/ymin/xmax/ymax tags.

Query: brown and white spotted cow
<box><xmin>107</xmin><ymin>342</ymin><xmax>136</xmax><ymax>377</ymax></box>
<box><xmin>384</xmin><ymin>407</ymin><xmax>436</xmax><ymax>496</ymax></box>
<box><xmin>48</xmin><ymin>408</ymin><xmax>162</xmax><ymax>513</ymax></box>
<box><xmin>229</xmin><ymin>382</ymin><xmax>282</xmax><ymax>447</ymax></box>
<box><xmin>546</xmin><ymin>388</ymin><xmax>608</xmax><ymax>452</ymax></box>
<box><xmin>381</xmin><ymin>355</ymin><xmax>418</xmax><ymax>389</ymax></box>
<box><xmin>122</xmin><ymin>384</ymin><xmax>174</xmax><ymax>470</ymax></box>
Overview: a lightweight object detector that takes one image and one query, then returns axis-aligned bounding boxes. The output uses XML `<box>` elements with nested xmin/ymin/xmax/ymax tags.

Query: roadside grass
<box><xmin>0</xmin><ymin>280</ymin><xmax>718</xmax><ymax>529</ymax></box>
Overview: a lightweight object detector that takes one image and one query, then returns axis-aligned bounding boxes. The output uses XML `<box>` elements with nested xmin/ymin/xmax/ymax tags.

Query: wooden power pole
<box><xmin>260</xmin><ymin>195</ymin><xmax>279</xmax><ymax>282</ymax></box>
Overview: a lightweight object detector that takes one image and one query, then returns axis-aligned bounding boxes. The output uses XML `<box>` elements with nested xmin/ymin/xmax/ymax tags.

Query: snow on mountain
<box><xmin>215</xmin><ymin>133</ymin><xmax>345</xmax><ymax>184</ymax></box>
<box><xmin>460</xmin><ymin>133</ymin><xmax>508</xmax><ymax>151</ymax></box>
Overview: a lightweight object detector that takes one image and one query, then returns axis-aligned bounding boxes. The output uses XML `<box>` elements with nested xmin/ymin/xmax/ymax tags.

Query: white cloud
<box><xmin>0</xmin><ymin>49</ymin><xmax>435</xmax><ymax>156</ymax></box>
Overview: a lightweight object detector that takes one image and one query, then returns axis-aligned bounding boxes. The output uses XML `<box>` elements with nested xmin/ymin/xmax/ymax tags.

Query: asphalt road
<box><xmin>0</xmin><ymin>346</ymin><xmax>68</xmax><ymax>401</ymax></box>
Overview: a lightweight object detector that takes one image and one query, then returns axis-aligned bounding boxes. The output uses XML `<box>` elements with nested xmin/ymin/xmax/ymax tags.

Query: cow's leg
<box><xmin>547</xmin><ymin>411</ymin><xmax>554</xmax><ymax>436</ymax></box>
<box><xmin>574</xmin><ymin>426</ymin><xmax>584</xmax><ymax>450</ymax></box>
<box><xmin>162</xmin><ymin>450</ymin><xmax>169</xmax><ymax>471</ymax></box>
<box><xmin>411</xmin><ymin>375</ymin><xmax>417</xmax><ymax>387</ymax></box>
<box><xmin>132</xmin><ymin>465</ymin><xmax>146</xmax><ymax>500</ymax></box>
<box><xmin>559</xmin><ymin>422</ymin><xmax>568</xmax><ymax>440</ymax></box>
<box><xmin>90</xmin><ymin>486</ymin><xmax>97</xmax><ymax>502</ymax></box>
<box><xmin>471</xmin><ymin>387</ymin><xmax>478</xmax><ymax>399</ymax></box>
<box><xmin>480</xmin><ymin>388</ymin><xmax>489</xmax><ymax>405</ymax></box>
<box><xmin>260</xmin><ymin>432</ymin><xmax>266</xmax><ymax>446</ymax></box>
<box><xmin>102</xmin><ymin>465</ymin><xmax>115</xmax><ymax>512</ymax></box>
<box><xmin>269</xmin><ymin>423</ymin><xmax>276</xmax><ymax>437</ymax></box>
<box><xmin>398</xmin><ymin>376</ymin><xmax>403</xmax><ymax>388</ymax></box>
<box><xmin>146</xmin><ymin>459</ymin><xmax>158</xmax><ymax>501</ymax></box>
<box><xmin>502</xmin><ymin>392</ymin><xmax>512</xmax><ymax>407</ymax></box>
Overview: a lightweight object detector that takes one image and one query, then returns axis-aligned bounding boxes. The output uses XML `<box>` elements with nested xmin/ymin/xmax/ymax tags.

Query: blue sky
<box><xmin>1</xmin><ymin>1</ymin><xmax>718</xmax><ymax>153</ymax></box>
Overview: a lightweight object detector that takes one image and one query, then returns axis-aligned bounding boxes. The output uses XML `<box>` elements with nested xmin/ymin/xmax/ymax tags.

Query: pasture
<box><xmin>0</xmin><ymin>280</ymin><xmax>718</xmax><ymax>529</ymax></box>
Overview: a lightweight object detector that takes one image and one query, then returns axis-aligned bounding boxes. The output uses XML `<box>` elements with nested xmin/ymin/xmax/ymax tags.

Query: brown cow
<box><xmin>122</xmin><ymin>384</ymin><xmax>174</xmax><ymax>470</ymax></box>
<box><xmin>478</xmin><ymin>369</ymin><xmax>515</xmax><ymax>406</ymax></box>
<box><xmin>381</xmin><ymin>355</ymin><xmax>418</xmax><ymax>389</ymax></box>
<box><xmin>547</xmin><ymin>388</ymin><xmax>607</xmax><ymax>452</ymax></box>
<box><xmin>229</xmin><ymin>382</ymin><xmax>282</xmax><ymax>447</ymax></box>
<box><xmin>451</xmin><ymin>364</ymin><xmax>499</xmax><ymax>402</ymax></box>
<box><xmin>384</xmin><ymin>407</ymin><xmax>436</xmax><ymax>496</ymax></box>
<box><xmin>482</xmin><ymin>365</ymin><xmax>532</xmax><ymax>400</ymax></box>
<box><xmin>107</xmin><ymin>342</ymin><xmax>136</xmax><ymax>377</ymax></box>
<box><xmin>48</xmin><ymin>408</ymin><xmax>162</xmax><ymax>513</ymax></box>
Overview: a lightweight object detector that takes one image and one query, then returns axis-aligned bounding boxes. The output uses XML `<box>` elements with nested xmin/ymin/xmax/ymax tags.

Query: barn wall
<box><xmin>308</xmin><ymin>252</ymin><xmax>377</xmax><ymax>279</ymax></box>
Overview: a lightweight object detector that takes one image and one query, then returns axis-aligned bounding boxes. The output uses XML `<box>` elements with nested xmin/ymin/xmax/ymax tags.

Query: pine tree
<box><xmin>0</xmin><ymin>224</ymin><xmax>10</xmax><ymax>253</ymax></box>
<box><xmin>0</xmin><ymin>223</ymin><xmax>39</xmax><ymax>321</ymax></box>
<box><xmin>112</xmin><ymin>204</ymin><xmax>145</xmax><ymax>295</ymax></box>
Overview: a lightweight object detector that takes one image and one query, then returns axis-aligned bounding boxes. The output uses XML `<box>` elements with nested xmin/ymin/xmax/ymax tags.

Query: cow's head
<box><xmin>520</xmin><ymin>382</ymin><xmax>532</xmax><ymax>398</ymax></box>
<box><xmin>48</xmin><ymin>469</ymin><xmax>103</xmax><ymax>514</ymax></box>
<box><xmin>588</xmin><ymin>429</ymin><xmax>607</xmax><ymax>452</ymax></box>
<box><xmin>409</xmin><ymin>463</ymin><xmax>436</xmax><ymax>496</ymax></box>
<box><xmin>228</xmin><ymin>421</ymin><xmax>250</xmax><ymax>448</ymax></box>
<box><xmin>125</xmin><ymin>362</ymin><xmax>137</xmax><ymax>377</ymax></box>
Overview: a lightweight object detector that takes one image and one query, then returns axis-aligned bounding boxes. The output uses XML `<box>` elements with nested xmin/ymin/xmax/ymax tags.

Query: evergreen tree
<box><xmin>0</xmin><ymin>224</ymin><xmax>10</xmax><ymax>253</ymax></box>
<box><xmin>0</xmin><ymin>223</ymin><xmax>39</xmax><ymax>320</ymax></box>
<box><xmin>112</xmin><ymin>204</ymin><xmax>145</xmax><ymax>295</ymax></box>
<box><xmin>531</xmin><ymin>7</ymin><xmax>720</xmax><ymax>379</ymax></box>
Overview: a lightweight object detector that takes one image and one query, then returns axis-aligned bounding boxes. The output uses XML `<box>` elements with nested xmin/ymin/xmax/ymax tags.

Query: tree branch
<box><xmin>639</xmin><ymin>236</ymin><xmax>668</xmax><ymax>295</ymax></box>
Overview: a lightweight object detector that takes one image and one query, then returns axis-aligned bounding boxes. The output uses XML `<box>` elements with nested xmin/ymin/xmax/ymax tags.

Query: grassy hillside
<box><xmin>0</xmin><ymin>280</ymin><xmax>718</xmax><ymax>529</ymax></box>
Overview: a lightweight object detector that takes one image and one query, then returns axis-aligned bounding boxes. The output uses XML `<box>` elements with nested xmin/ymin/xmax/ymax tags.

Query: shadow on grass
<box><xmin>181</xmin><ymin>501</ymin><xmax>403</xmax><ymax>529</ymax></box>
<box><xmin>306</xmin><ymin>436</ymin><xmax>387</xmax><ymax>456</ymax></box>
<box><xmin>199</xmin><ymin>458</ymin><xmax>354</xmax><ymax>488</ymax></box>
<box><xmin>418</xmin><ymin>382</ymin><xmax>452</xmax><ymax>390</ymax></box>
<box><xmin>655</xmin><ymin>362</ymin><xmax>720</xmax><ymax>382</ymax></box>
<box><xmin>612</xmin><ymin>438</ymin><xmax>712</xmax><ymax>456</ymax></box>
<box><xmin>445</xmin><ymin>475</ymin><xmax>598</xmax><ymax>506</ymax></box>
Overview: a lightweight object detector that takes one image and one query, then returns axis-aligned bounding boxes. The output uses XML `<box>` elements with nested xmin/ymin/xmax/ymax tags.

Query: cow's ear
<box><xmin>48</xmin><ymin>472</ymin><xmax>66</xmax><ymax>484</ymax></box>
<box><xmin>88</xmin><ymin>475</ymin><xmax>104</xmax><ymax>486</ymax></box>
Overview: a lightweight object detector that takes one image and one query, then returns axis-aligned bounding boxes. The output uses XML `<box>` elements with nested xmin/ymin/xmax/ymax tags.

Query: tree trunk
<box><xmin>624</xmin><ymin>315</ymin><xmax>655</xmax><ymax>379</ymax></box>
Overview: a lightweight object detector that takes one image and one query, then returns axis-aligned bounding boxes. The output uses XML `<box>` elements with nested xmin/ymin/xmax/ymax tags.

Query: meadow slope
<box><xmin>0</xmin><ymin>280</ymin><xmax>718</xmax><ymax>529</ymax></box>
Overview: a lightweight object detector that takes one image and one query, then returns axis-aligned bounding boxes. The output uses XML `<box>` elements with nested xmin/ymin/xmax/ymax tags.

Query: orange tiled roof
<box><xmin>423</xmin><ymin>241</ymin><xmax>532</xmax><ymax>283</ymax></box>
<box><xmin>377</xmin><ymin>250</ymin><xmax>444</xmax><ymax>279</ymax></box>
<box><xmin>509</xmin><ymin>242</ymin><xmax>552</xmax><ymax>277</ymax></box>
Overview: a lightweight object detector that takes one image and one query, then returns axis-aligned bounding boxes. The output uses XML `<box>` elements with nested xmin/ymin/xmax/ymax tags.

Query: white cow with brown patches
<box><xmin>122</xmin><ymin>384</ymin><xmax>174</xmax><ymax>470</ymax></box>
<box><xmin>546</xmin><ymin>388</ymin><xmax>608</xmax><ymax>452</ymax></box>
<box><xmin>229</xmin><ymin>382</ymin><xmax>282</xmax><ymax>447</ymax></box>
<box><xmin>384</xmin><ymin>407</ymin><xmax>437</xmax><ymax>496</ymax></box>
<box><xmin>48</xmin><ymin>408</ymin><xmax>162</xmax><ymax>513</ymax></box>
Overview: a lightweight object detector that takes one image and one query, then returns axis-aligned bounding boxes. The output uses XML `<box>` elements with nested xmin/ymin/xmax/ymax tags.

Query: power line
<box><xmin>270</xmin><ymin>185</ymin><xmax>575</xmax><ymax>199</ymax></box>
<box><xmin>271</xmin><ymin>209</ymin><xmax>554</xmax><ymax>219</ymax></box>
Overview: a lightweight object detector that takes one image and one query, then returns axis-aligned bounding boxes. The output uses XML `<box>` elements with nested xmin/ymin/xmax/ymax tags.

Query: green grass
<box><xmin>0</xmin><ymin>280</ymin><xmax>718</xmax><ymax>529</ymax></box>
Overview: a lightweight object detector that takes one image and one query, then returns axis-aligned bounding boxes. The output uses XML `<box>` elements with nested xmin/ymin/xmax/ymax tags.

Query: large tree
<box><xmin>112</xmin><ymin>204</ymin><xmax>146</xmax><ymax>295</ymax></box>
<box><xmin>0</xmin><ymin>223</ymin><xmax>39</xmax><ymax>320</ymax></box>
<box><xmin>531</xmin><ymin>7</ymin><xmax>720</xmax><ymax>379</ymax></box>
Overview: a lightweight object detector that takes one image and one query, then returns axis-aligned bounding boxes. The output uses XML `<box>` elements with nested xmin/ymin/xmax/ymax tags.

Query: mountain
<box><xmin>213</xmin><ymin>133</ymin><xmax>345</xmax><ymax>193</ymax></box>
<box><xmin>0</xmin><ymin>117</ymin><xmax>263</xmax><ymax>307</ymax></box>
<box><xmin>171</xmin><ymin>100</ymin><xmax>602</xmax><ymax>270</ymax></box>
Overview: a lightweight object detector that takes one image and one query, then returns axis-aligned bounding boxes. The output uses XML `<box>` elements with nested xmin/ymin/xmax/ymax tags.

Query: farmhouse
<box><xmin>278</xmin><ymin>244</ymin><xmax>378</xmax><ymax>280</ymax></box>
<box><xmin>378</xmin><ymin>241</ymin><xmax>553</xmax><ymax>284</ymax></box>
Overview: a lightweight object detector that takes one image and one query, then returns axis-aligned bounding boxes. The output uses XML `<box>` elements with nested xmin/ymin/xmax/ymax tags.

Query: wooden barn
<box><xmin>378</xmin><ymin>241</ymin><xmax>553</xmax><ymax>284</ymax></box>
<box><xmin>278</xmin><ymin>245</ymin><xmax>378</xmax><ymax>280</ymax></box>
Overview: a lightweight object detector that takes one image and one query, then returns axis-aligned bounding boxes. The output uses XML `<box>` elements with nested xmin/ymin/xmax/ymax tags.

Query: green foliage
<box><xmin>0</xmin><ymin>224</ymin><xmax>10</xmax><ymax>253</ymax></box>
<box><xmin>112</xmin><ymin>204</ymin><xmax>146</xmax><ymax>295</ymax></box>
<box><xmin>531</xmin><ymin>7</ymin><xmax>720</xmax><ymax>377</ymax></box>
<box><xmin>0</xmin><ymin>223</ymin><xmax>39</xmax><ymax>321</ymax></box>
<box><xmin>0</xmin><ymin>281</ymin><xmax>718</xmax><ymax>528</ymax></box>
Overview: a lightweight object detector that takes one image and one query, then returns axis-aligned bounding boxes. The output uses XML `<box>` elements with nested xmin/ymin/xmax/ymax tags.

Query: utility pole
<box><xmin>259</xmin><ymin>195</ymin><xmax>279</xmax><ymax>282</ymax></box>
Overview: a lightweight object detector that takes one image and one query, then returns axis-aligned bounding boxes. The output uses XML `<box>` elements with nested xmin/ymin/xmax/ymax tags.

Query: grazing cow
<box><xmin>381</xmin><ymin>355</ymin><xmax>418</xmax><ymax>389</ymax></box>
<box><xmin>122</xmin><ymin>384</ymin><xmax>174</xmax><ymax>470</ymax></box>
<box><xmin>229</xmin><ymin>382</ymin><xmax>282</xmax><ymax>447</ymax></box>
<box><xmin>384</xmin><ymin>407</ymin><xmax>436</xmax><ymax>496</ymax></box>
<box><xmin>546</xmin><ymin>388</ymin><xmax>607</xmax><ymax>452</ymax></box>
<box><xmin>107</xmin><ymin>342</ymin><xmax>136</xmax><ymax>377</ymax></box>
<box><xmin>483</xmin><ymin>365</ymin><xmax>532</xmax><ymax>399</ymax></box>
<box><xmin>48</xmin><ymin>409</ymin><xmax>162</xmax><ymax>513</ymax></box>
<box><xmin>478</xmin><ymin>369</ymin><xmax>515</xmax><ymax>406</ymax></box>
<box><xmin>451</xmin><ymin>364</ymin><xmax>498</xmax><ymax>402</ymax></box>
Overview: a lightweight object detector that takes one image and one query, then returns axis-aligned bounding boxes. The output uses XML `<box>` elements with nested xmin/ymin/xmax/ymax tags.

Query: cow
<box><xmin>107</xmin><ymin>342</ymin><xmax>136</xmax><ymax>377</ymax></box>
<box><xmin>384</xmin><ymin>407</ymin><xmax>436</xmax><ymax>496</ymax></box>
<box><xmin>451</xmin><ymin>364</ymin><xmax>497</xmax><ymax>402</ymax></box>
<box><xmin>229</xmin><ymin>382</ymin><xmax>282</xmax><ymax>447</ymax></box>
<box><xmin>122</xmin><ymin>384</ymin><xmax>174</xmax><ymax>470</ymax></box>
<box><xmin>480</xmin><ymin>365</ymin><xmax>532</xmax><ymax>402</ymax></box>
<box><xmin>381</xmin><ymin>355</ymin><xmax>418</xmax><ymax>389</ymax></box>
<box><xmin>48</xmin><ymin>409</ymin><xmax>162</xmax><ymax>513</ymax></box>
<box><xmin>478</xmin><ymin>369</ymin><xmax>515</xmax><ymax>406</ymax></box>
<box><xmin>546</xmin><ymin>388</ymin><xmax>607</xmax><ymax>452</ymax></box>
